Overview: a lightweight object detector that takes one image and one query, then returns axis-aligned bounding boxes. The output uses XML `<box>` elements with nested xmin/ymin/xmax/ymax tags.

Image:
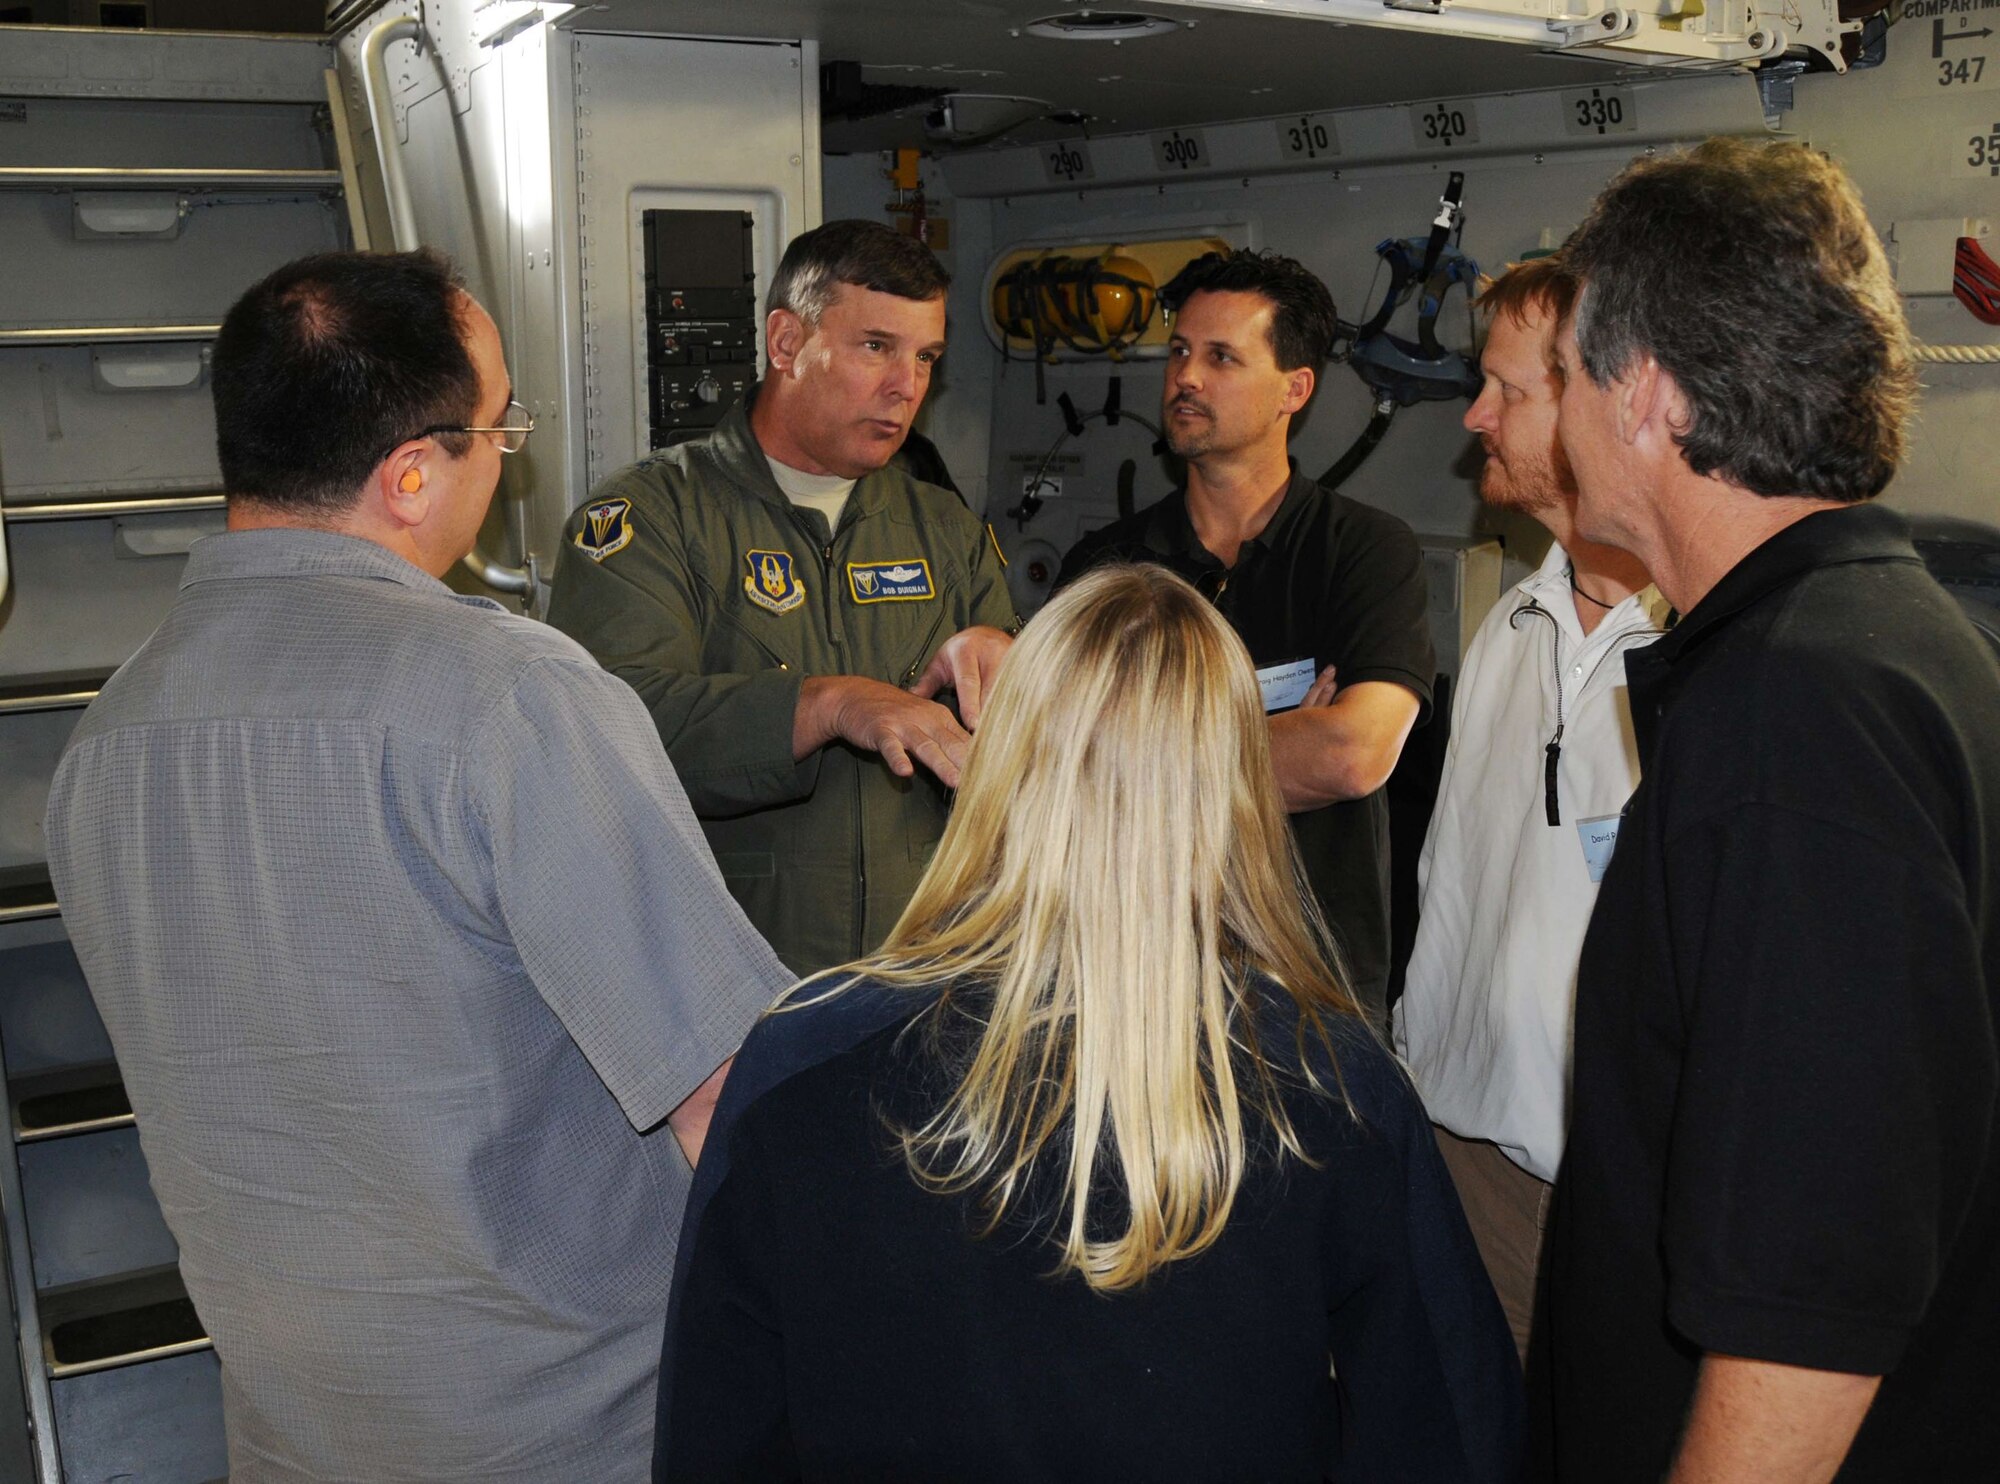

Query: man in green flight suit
<box><xmin>548</xmin><ymin>220</ymin><xmax>1019</xmax><ymax>977</ymax></box>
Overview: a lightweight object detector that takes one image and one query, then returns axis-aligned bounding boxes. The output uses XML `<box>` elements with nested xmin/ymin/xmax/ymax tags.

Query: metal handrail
<box><xmin>323</xmin><ymin>66</ymin><xmax>371</xmax><ymax>251</ymax></box>
<box><xmin>4</xmin><ymin>493</ymin><xmax>225</xmax><ymax>523</ymax></box>
<box><xmin>16</xmin><ymin>1111</ymin><xmax>136</xmax><ymax>1146</ymax></box>
<box><xmin>0</xmin><ymin>324</ymin><xmax>218</xmax><ymax>346</ymax></box>
<box><xmin>359</xmin><ymin>14</ymin><xmax>533</xmax><ymax>598</ymax></box>
<box><xmin>0</xmin><ymin>167</ymin><xmax>342</xmax><ymax>190</ymax></box>
<box><xmin>464</xmin><ymin>545</ymin><xmax>537</xmax><ymax>594</ymax></box>
<box><xmin>48</xmin><ymin>1333</ymin><xmax>212</xmax><ymax>1382</ymax></box>
<box><xmin>0</xmin><ymin>686</ymin><xmax>101</xmax><ymax>715</ymax></box>
<box><xmin>0</xmin><ymin>1092</ymin><xmax>54</xmax><ymax>1480</ymax></box>
<box><xmin>359</xmin><ymin>15</ymin><xmax>422</xmax><ymax>254</ymax></box>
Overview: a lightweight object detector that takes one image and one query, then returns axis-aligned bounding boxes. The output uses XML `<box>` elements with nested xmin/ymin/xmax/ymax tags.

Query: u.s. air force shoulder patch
<box><xmin>573</xmin><ymin>498</ymin><xmax>634</xmax><ymax>562</ymax></box>
<box><xmin>847</xmin><ymin>559</ymin><xmax>935</xmax><ymax>603</ymax></box>
<box><xmin>744</xmin><ymin>549</ymin><xmax>806</xmax><ymax>614</ymax></box>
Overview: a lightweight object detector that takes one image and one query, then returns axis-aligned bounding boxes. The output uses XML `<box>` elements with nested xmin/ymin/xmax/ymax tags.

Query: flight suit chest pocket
<box><xmin>841</xmin><ymin>567</ymin><xmax>948</xmax><ymax>685</ymax></box>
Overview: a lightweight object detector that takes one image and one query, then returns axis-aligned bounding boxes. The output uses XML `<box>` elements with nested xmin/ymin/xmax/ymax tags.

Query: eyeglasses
<box><xmin>407</xmin><ymin>399</ymin><xmax>537</xmax><ymax>455</ymax></box>
<box><xmin>452</xmin><ymin>398</ymin><xmax>536</xmax><ymax>454</ymax></box>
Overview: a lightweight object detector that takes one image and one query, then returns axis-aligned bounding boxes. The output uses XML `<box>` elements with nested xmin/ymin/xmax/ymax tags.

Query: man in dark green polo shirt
<box><xmin>1058</xmin><ymin>251</ymin><xmax>1434</xmax><ymax>1022</ymax></box>
<box><xmin>548</xmin><ymin>221</ymin><xmax>1018</xmax><ymax>977</ymax></box>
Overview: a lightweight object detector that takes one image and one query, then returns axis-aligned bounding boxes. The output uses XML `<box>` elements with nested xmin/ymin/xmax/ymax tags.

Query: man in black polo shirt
<box><xmin>1058</xmin><ymin>251</ymin><xmax>1434</xmax><ymax>1023</ymax></box>
<box><xmin>1532</xmin><ymin>138</ymin><xmax>2000</xmax><ymax>1482</ymax></box>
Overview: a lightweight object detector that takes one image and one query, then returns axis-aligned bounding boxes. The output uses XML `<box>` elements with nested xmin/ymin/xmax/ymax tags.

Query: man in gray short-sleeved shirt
<box><xmin>43</xmin><ymin>249</ymin><xmax>791</xmax><ymax>1482</ymax></box>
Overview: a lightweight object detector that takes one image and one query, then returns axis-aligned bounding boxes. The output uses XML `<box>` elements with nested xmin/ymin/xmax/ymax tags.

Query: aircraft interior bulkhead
<box><xmin>0</xmin><ymin>0</ymin><xmax>1995</xmax><ymax>1475</ymax></box>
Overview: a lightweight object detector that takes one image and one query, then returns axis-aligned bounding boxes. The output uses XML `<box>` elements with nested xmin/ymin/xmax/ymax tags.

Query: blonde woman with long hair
<box><xmin>657</xmin><ymin>565</ymin><xmax>1520</xmax><ymax>1482</ymax></box>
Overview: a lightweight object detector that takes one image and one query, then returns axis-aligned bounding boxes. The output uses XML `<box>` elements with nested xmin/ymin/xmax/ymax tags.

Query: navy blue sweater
<box><xmin>657</xmin><ymin>978</ymin><xmax>1522</xmax><ymax>1482</ymax></box>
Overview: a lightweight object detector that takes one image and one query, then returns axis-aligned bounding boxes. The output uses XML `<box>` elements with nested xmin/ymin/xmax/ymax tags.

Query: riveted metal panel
<box><xmin>569</xmin><ymin>32</ymin><xmax>816</xmax><ymax>490</ymax></box>
<box><xmin>0</xmin><ymin>348</ymin><xmax>221</xmax><ymax>500</ymax></box>
<box><xmin>0</xmin><ymin>516</ymin><xmax>205</xmax><ymax>686</ymax></box>
<box><xmin>0</xmin><ymin>192</ymin><xmax>343</xmax><ymax>335</ymax></box>
<box><xmin>0</xmin><ymin>26</ymin><xmax>331</xmax><ymax>104</ymax></box>
<box><xmin>0</xmin><ymin>96</ymin><xmax>330</xmax><ymax>169</ymax></box>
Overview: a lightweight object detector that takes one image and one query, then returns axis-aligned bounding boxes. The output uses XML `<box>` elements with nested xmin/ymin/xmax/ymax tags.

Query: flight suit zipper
<box><xmin>821</xmin><ymin>536</ymin><xmax>864</xmax><ymax>958</ymax></box>
<box><xmin>797</xmin><ymin>510</ymin><xmax>869</xmax><ymax>962</ymax></box>
<box><xmin>902</xmin><ymin>607</ymin><xmax>949</xmax><ymax>686</ymax></box>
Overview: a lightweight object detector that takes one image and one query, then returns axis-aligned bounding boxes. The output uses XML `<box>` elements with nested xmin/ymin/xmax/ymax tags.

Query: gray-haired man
<box><xmin>1535</xmin><ymin>138</ymin><xmax>2000</xmax><ymax>1484</ymax></box>
<box><xmin>549</xmin><ymin>218</ymin><xmax>1019</xmax><ymax>979</ymax></box>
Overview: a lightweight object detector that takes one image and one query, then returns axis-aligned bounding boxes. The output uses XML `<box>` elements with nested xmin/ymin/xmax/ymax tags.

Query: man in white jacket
<box><xmin>1394</xmin><ymin>258</ymin><xmax>1667</xmax><ymax>1358</ymax></box>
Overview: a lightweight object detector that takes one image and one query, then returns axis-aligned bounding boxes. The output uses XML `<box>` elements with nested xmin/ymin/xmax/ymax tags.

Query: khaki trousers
<box><xmin>1433</xmin><ymin>1125</ymin><xmax>1553</xmax><ymax>1365</ymax></box>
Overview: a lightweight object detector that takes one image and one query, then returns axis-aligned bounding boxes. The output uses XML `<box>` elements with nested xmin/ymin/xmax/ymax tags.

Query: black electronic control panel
<box><xmin>643</xmin><ymin>208</ymin><xmax>757</xmax><ymax>449</ymax></box>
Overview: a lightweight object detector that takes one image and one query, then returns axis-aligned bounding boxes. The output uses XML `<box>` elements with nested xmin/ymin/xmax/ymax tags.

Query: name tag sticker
<box><xmin>1577</xmin><ymin>814</ymin><xmax>1622</xmax><ymax>883</ymax></box>
<box><xmin>847</xmin><ymin>558</ymin><xmax>935</xmax><ymax>603</ymax></box>
<box><xmin>1256</xmin><ymin>657</ymin><xmax>1316</xmax><ymax>714</ymax></box>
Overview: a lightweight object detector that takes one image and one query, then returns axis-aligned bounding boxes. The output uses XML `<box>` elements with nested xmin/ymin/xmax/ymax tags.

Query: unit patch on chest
<box><xmin>573</xmin><ymin>498</ymin><xmax>634</xmax><ymax>562</ymax></box>
<box><xmin>744</xmin><ymin>549</ymin><xmax>807</xmax><ymax>614</ymax></box>
<box><xmin>847</xmin><ymin>558</ymin><xmax>936</xmax><ymax>603</ymax></box>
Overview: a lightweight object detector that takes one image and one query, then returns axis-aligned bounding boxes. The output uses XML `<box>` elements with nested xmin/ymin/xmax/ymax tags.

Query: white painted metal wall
<box><xmin>1791</xmin><ymin>4</ymin><xmax>2000</xmax><ymax>530</ymax></box>
<box><xmin>336</xmin><ymin>6</ymin><xmax>820</xmax><ymax>602</ymax></box>
<box><xmin>827</xmin><ymin>24</ymin><xmax>2000</xmax><ymax>608</ymax></box>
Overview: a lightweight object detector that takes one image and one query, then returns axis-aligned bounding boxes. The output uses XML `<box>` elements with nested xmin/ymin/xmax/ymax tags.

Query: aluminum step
<box><xmin>11</xmin><ymin>1062</ymin><xmax>133</xmax><ymax>1145</ymax></box>
<box><xmin>38</xmin><ymin>1264</ymin><xmax>210</xmax><ymax>1381</ymax></box>
<box><xmin>0</xmin><ymin>871</ymin><xmax>59</xmax><ymax>926</ymax></box>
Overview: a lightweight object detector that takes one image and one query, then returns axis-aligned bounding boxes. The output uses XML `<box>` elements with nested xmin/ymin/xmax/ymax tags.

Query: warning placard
<box><xmin>1004</xmin><ymin>451</ymin><xmax>1084</xmax><ymax>500</ymax></box>
<box><xmin>1900</xmin><ymin>0</ymin><xmax>2000</xmax><ymax>19</ymax></box>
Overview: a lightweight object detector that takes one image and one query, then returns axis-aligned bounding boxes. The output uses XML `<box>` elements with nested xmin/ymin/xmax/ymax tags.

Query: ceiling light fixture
<box><xmin>1024</xmin><ymin>11</ymin><xmax>1185</xmax><ymax>41</ymax></box>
